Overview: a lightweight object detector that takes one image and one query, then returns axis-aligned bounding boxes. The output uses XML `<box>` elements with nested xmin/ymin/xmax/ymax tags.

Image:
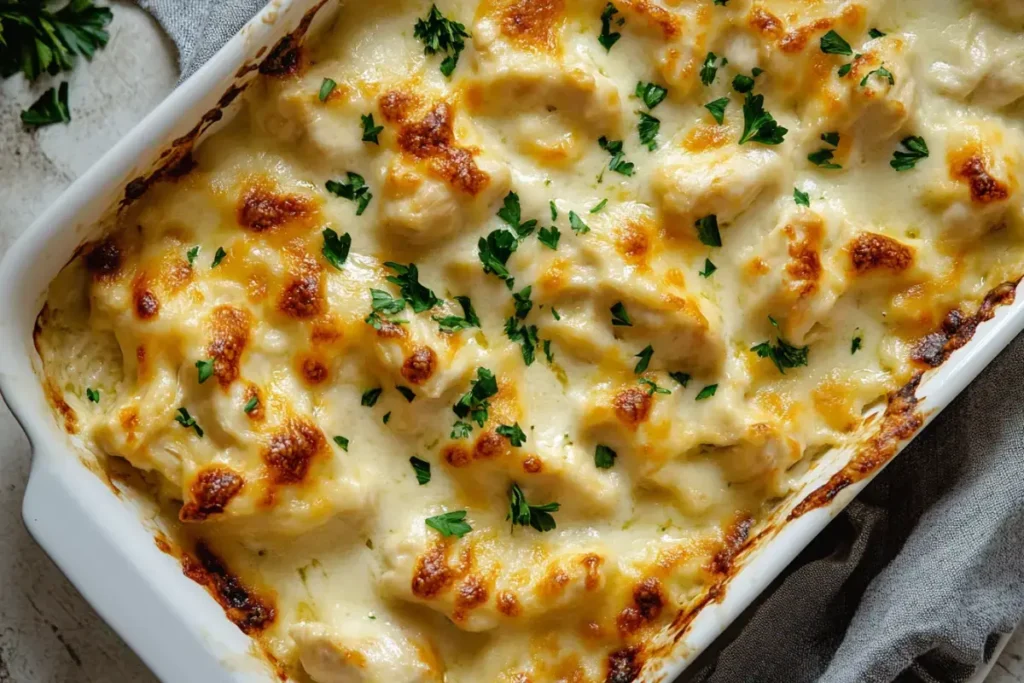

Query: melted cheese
<box><xmin>35</xmin><ymin>0</ymin><xmax>1024</xmax><ymax>680</ymax></box>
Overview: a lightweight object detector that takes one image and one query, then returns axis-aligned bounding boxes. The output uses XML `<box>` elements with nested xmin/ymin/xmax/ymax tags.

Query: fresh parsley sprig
<box><xmin>750</xmin><ymin>316</ymin><xmax>809</xmax><ymax>374</ymax></box>
<box><xmin>413</xmin><ymin>5</ymin><xmax>470</xmax><ymax>77</ymax></box>
<box><xmin>507</xmin><ymin>483</ymin><xmax>559</xmax><ymax>533</ymax></box>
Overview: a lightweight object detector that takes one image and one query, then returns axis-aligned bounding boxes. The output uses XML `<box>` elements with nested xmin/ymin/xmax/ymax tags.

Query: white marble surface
<box><xmin>0</xmin><ymin>3</ymin><xmax>1020</xmax><ymax>682</ymax></box>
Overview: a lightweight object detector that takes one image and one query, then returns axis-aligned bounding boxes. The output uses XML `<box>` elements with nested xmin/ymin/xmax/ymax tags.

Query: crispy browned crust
<box><xmin>913</xmin><ymin>281</ymin><xmax>1018</xmax><ymax>367</ymax></box>
<box><xmin>181</xmin><ymin>542</ymin><xmax>275</xmax><ymax>634</ymax></box>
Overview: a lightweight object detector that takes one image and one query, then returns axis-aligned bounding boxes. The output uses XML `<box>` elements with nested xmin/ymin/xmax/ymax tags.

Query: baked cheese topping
<box><xmin>35</xmin><ymin>0</ymin><xmax>1024</xmax><ymax>680</ymax></box>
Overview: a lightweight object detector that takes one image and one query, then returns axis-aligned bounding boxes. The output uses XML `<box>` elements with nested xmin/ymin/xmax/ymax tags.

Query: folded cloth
<box><xmin>135</xmin><ymin>1</ymin><xmax>1024</xmax><ymax>680</ymax></box>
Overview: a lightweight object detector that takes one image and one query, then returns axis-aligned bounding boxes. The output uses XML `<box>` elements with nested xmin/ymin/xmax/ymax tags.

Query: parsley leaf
<box><xmin>794</xmin><ymin>187</ymin><xmax>810</xmax><ymax>207</ymax></box>
<box><xmin>590</xmin><ymin>198</ymin><xmax>608</xmax><ymax>213</ymax></box>
<box><xmin>507</xmin><ymin>483</ymin><xmax>560</xmax><ymax>533</ymax></box>
<box><xmin>637</xmin><ymin>111</ymin><xmax>660</xmax><ymax>151</ymax></box>
<box><xmin>750</xmin><ymin>317</ymin><xmax>810</xmax><ymax>373</ymax></box>
<box><xmin>699</xmin><ymin>258</ymin><xmax>717</xmax><ymax>278</ymax></box>
<box><xmin>478</xmin><ymin>229</ymin><xmax>518</xmax><ymax>281</ymax></box>
<box><xmin>860</xmin><ymin>65</ymin><xmax>894</xmax><ymax>87</ymax></box>
<box><xmin>820</xmin><ymin>30</ymin><xmax>853</xmax><ymax>56</ymax></box>
<box><xmin>425</xmin><ymin>510</ymin><xmax>472</xmax><ymax>538</ymax></box>
<box><xmin>195</xmin><ymin>359</ymin><xmax>214</xmax><ymax>384</ymax></box>
<box><xmin>361</xmin><ymin>387</ymin><xmax>383</xmax><ymax>407</ymax></box>
<box><xmin>496</xmin><ymin>422</ymin><xmax>527</xmax><ymax>447</ymax></box>
<box><xmin>704</xmin><ymin>97</ymin><xmax>729</xmax><ymax>124</ymax></box>
<box><xmin>86</xmin><ymin>387</ymin><xmax>100</xmax><ymax>403</ymax></box>
<box><xmin>852</xmin><ymin>335</ymin><xmax>863</xmax><ymax>354</ymax></box>
<box><xmin>453</xmin><ymin>368</ymin><xmax>499</xmax><ymax>427</ymax></box>
<box><xmin>21</xmin><ymin>82</ymin><xmax>70</xmax><ymax>127</ymax></box>
<box><xmin>370</xmin><ymin>288</ymin><xmax>407</xmax><ymax>316</ymax></box>
<box><xmin>700</xmin><ymin>52</ymin><xmax>722</xmax><ymax>86</ymax></box>
<box><xmin>595</xmin><ymin>444</ymin><xmax>617</xmax><ymax>469</ymax></box>
<box><xmin>551</xmin><ymin>307</ymin><xmax>561</xmax><ymax>321</ymax></box>
<box><xmin>669</xmin><ymin>371</ymin><xmax>691</xmax><ymax>387</ymax></box>
<box><xmin>211</xmin><ymin>247</ymin><xmax>227</xmax><ymax>268</ymax></box>
<box><xmin>383</xmin><ymin>411</ymin><xmax>391</xmax><ymax>424</ymax></box>
<box><xmin>326</xmin><ymin>172</ymin><xmax>373</xmax><ymax>215</ymax></box>
<box><xmin>333</xmin><ymin>435</ymin><xmax>349</xmax><ymax>451</ymax></box>
<box><xmin>542</xmin><ymin>339</ymin><xmax>554</xmax><ymax>363</ymax></box>
<box><xmin>635</xmin><ymin>81</ymin><xmax>667</xmax><ymax>109</ymax></box>
<box><xmin>385</xmin><ymin>262</ymin><xmax>440</xmax><ymax>313</ymax></box>
<box><xmin>568</xmin><ymin>211</ymin><xmax>591</xmax><ymax>235</ymax></box>
<box><xmin>1</xmin><ymin>1</ymin><xmax>112</xmax><ymax>82</ymax></box>
<box><xmin>186</xmin><ymin>246</ymin><xmax>199</xmax><ymax>266</ymax></box>
<box><xmin>890</xmin><ymin>136</ymin><xmax>929</xmax><ymax>172</ymax></box>
<box><xmin>598</xmin><ymin>136</ymin><xmax>634</xmax><ymax>176</ymax></box>
<box><xmin>243</xmin><ymin>396</ymin><xmax>259</xmax><ymax>413</ymax></box>
<box><xmin>695</xmin><ymin>214</ymin><xmax>722</xmax><ymax>247</ymax></box>
<box><xmin>634</xmin><ymin>345</ymin><xmax>654</xmax><ymax>374</ymax></box>
<box><xmin>410</xmin><ymin>456</ymin><xmax>431</xmax><ymax>484</ymax></box>
<box><xmin>361</xmin><ymin>113</ymin><xmax>383</xmax><ymax>144</ymax></box>
<box><xmin>695</xmin><ymin>384</ymin><xmax>718</xmax><ymax>400</ymax></box>
<box><xmin>538</xmin><ymin>225</ymin><xmax>560</xmax><ymax>250</ymax></box>
<box><xmin>396</xmin><ymin>385</ymin><xmax>416</xmax><ymax>403</ymax></box>
<box><xmin>732</xmin><ymin>70</ymin><xmax>762</xmax><ymax>93</ymax></box>
<box><xmin>739</xmin><ymin>93</ymin><xmax>787</xmax><ymax>145</ymax></box>
<box><xmin>497</xmin><ymin>192</ymin><xmax>538</xmax><ymax>239</ymax></box>
<box><xmin>598</xmin><ymin>3</ymin><xmax>622</xmax><ymax>51</ymax></box>
<box><xmin>610</xmin><ymin>302</ymin><xmax>632</xmax><ymax>327</ymax></box>
<box><xmin>868</xmin><ymin>28</ymin><xmax>886</xmax><ymax>39</ymax></box>
<box><xmin>808</xmin><ymin>148</ymin><xmax>841</xmax><ymax>169</ymax></box>
<box><xmin>821</xmin><ymin>131</ymin><xmax>840</xmax><ymax>146</ymax></box>
<box><xmin>433</xmin><ymin>295</ymin><xmax>481</xmax><ymax>332</ymax></box>
<box><xmin>318</xmin><ymin>78</ymin><xmax>336</xmax><ymax>102</ymax></box>
<box><xmin>549</xmin><ymin>200</ymin><xmax>558</xmax><ymax>221</ymax></box>
<box><xmin>413</xmin><ymin>5</ymin><xmax>470</xmax><ymax>77</ymax></box>
<box><xmin>451</xmin><ymin>421</ymin><xmax>473</xmax><ymax>439</ymax></box>
<box><xmin>174</xmin><ymin>407</ymin><xmax>203</xmax><ymax>437</ymax></box>
<box><xmin>513</xmin><ymin>286</ymin><xmax>533</xmax><ymax>320</ymax></box>
<box><xmin>505</xmin><ymin>317</ymin><xmax>539</xmax><ymax>365</ymax></box>
<box><xmin>321</xmin><ymin>228</ymin><xmax>351</xmax><ymax>269</ymax></box>
<box><xmin>639</xmin><ymin>377</ymin><xmax>670</xmax><ymax>395</ymax></box>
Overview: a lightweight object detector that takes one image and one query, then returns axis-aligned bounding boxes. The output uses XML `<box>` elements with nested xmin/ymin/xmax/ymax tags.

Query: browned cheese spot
<box><xmin>500</xmin><ymin>0</ymin><xmax>564</xmax><ymax>51</ymax></box>
<box><xmin>299</xmin><ymin>356</ymin><xmax>329</xmax><ymax>385</ymax></box>
<box><xmin>375</xmin><ymin>319</ymin><xmax>408</xmax><ymax>339</ymax></box>
<box><xmin>379</xmin><ymin>90</ymin><xmax>421</xmax><ymax>124</ymax></box>
<box><xmin>621</xmin><ymin>0</ymin><xmax>682</xmax><ymax>39</ymax></box>
<box><xmin>243</xmin><ymin>384</ymin><xmax>265</xmax><ymax>421</ymax></box>
<box><xmin>709</xmin><ymin>514</ymin><xmax>754</xmax><ymax>574</ymax></box>
<box><xmin>181</xmin><ymin>542</ymin><xmax>275</xmax><ymax>634</ymax></box>
<box><xmin>84</xmin><ymin>238</ymin><xmax>123</xmax><ymax>281</ymax></box>
<box><xmin>401</xmin><ymin>346</ymin><xmax>437</xmax><ymax>385</ymax></box>
<box><xmin>209</xmin><ymin>305</ymin><xmax>252</xmax><ymax>387</ymax></box>
<box><xmin>848</xmin><ymin>232</ymin><xmax>913</xmax><ymax>274</ymax></box>
<box><xmin>616</xmin><ymin>577</ymin><xmax>665</xmax><ymax>635</ymax></box>
<box><xmin>779</xmin><ymin>18</ymin><xmax>833</xmax><ymax>53</ymax></box>
<box><xmin>954</xmin><ymin>155</ymin><xmax>1010</xmax><ymax>204</ymax></box>
<box><xmin>237</xmin><ymin>182</ymin><xmax>314</xmax><ymax>232</ymax></box>
<box><xmin>412</xmin><ymin>542</ymin><xmax>454</xmax><ymax>599</ymax></box>
<box><xmin>913</xmin><ymin>281</ymin><xmax>1017</xmax><ymax>367</ymax></box>
<box><xmin>606</xmin><ymin>645</ymin><xmax>644</xmax><ymax>683</ymax></box>
<box><xmin>497</xmin><ymin>590</ymin><xmax>522</xmax><ymax>616</ymax></box>
<box><xmin>180</xmin><ymin>467</ymin><xmax>245</xmax><ymax>521</ymax></box>
<box><xmin>279</xmin><ymin>271</ymin><xmax>325</xmax><ymax>319</ymax></box>
<box><xmin>614</xmin><ymin>387</ymin><xmax>652</xmax><ymax>427</ymax></box>
<box><xmin>474</xmin><ymin>430</ymin><xmax>509</xmax><ymax>460</ymax></box>
<box><xmin>453</xmin><ymin>575</ymin><xmax>489</xmax><ymax>622</ymax></box>
<box><xmin>748</xmin><ymin>7</ymin><xmax>783</xmax><ymax>39</ymax></box>
<box><xmin>522</xmin><ymin>455</ymin><xmax>543</xmax><ymax>473</ymax></box>
<box><xmin>616</xmin><ymin>221</ymin><xmax>650</xmax><ymax>265</ymax></box>
<box><xmin>132</xmin><ymin>282</ymin><xmax>160</xmax><ymax>320</ymax></box>
<box><xmin>581</xmin><ymin>553</ymin><xmax>603</xmax><ymax>591</ymax></box>
<box><xmin>263</xmin><ymin>417</ymin><xmax>325</xmax><ymax>484</ymax></box>
<box><xmin>47</xmin><ymin>381</ymin><xmax>78</xmax><ymax>434</ymax></box>
<box><xmin>443</xmin><ymin>444</ymin><xmax>472</xmax><ymax>467</ymax></box>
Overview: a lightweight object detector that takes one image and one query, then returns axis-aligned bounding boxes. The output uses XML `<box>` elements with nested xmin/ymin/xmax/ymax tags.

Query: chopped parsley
<box><xmin>852</xmin><ymin>334</ymin><xmax>863</xmax><ymax>354</ymax></box>
<box><xmin>496</xmin><ymin>422</ymin><xmax>527</xmax><ymax>447</ymax></box>
<box><xmin>410</xmin><ymin>456</ymin><xmax>431</xmax><ymax>484</ymax></box>
<box><xmin>21</xmin><ymin>82</ymin><xmax>70</xmax><ymax>127</ymax></box>
<box><xmin>861</xmin><ymin>65</ymin><xmax>894</xmax><ymax>87</ymax></box>
<box><xmin>211</xmin><ymin>247</ymin><xmax>227</xmax><ymax>268</ymax></box>
<box><xmin>454</xmin><ymin>368</ymin><xmax>499</xmax><ymax>427</ymax></box>
<box><xmin>243</xmin><ymin>396</ymin><xmax>259</xmax><ymax>413</ymax></box>
<box><xmin>890</xmin><ymin>136</ymin><xmax>929</xmax><ymax>171</ymax></box>
<box><xmin>637</xmin><ymin>111</ymin><xmax>660</xmax><ymax>151</ymax></box>
<box><xmin>361</xmin><ymin>113</ymin><xmax>383</xmax><ymax>144</ymax></box>
<box><xmin>551</xmin><ymin>307</ymin><xmax>561</xmax><ymax>321</ymax></box>
<box><xmin>538</xmin><ymin>226</ymin><xmax>561</xmax><ymax>250</ymax></box>
<box><xmin>361</xmin><ymin>387</ymin><xmax>383</xmax><ymax>407</ymax></box>
<box><xmin>318</xmin><ymin>78</ymin><xmax>336</xmax><ymax>102</ymax></box>
<box><xmin>739</xmin><ymin>93</ymin><xmax>787</xmax><ymax>145</ymax></box>
<box><xmin>700</xmin><ymin>52</ymin><xmax>723</xmax><ymax>86</ymax></box>
<box><xmin>595</xmin><ymin>444</ymin><xmax>617</xmax><ymax>469</ymax></box>
<box><xmin>821</xmin><ymin>131</ymin><xmax>840</xmax><ymax>146</ymax></box>
<box><xmin>174</xmin><ymin>407</ymin><xmax>203</xmax><ymax>437</ymax></box>
<box><xmin>808</xmin><ymin>148</ymin><xmax>841</xmax><ymax>169</ymax></box>
<box><xmin>634</xmin><ymin>345</ymin><xmax>654</xmax><ymax>374</ymax></box>
<box><xmin>704</xmin><ymin>97</ymin><xmax>729</xmax><ymax>124</ymax></box>
<box><xmin>385</xmin><ymin>262</ymin><xmax>440</xmax><ymax>313</ymax></box>
<box><xmin>598</xmin><ymin>136</ymin><xmax>634</xmax><ymax>176</ymax></box>
<box><xmin>426</xmin><ymin>510</ymin><xmax>472</xmax><ymax>538</ymax></box>
<box><xmin>639</xmin><ymin>377</ymin><xmax>670</xmax><ymax>395</ymax></box>
<box><xmin>321</xmin><ymin>228</ymin><xmax>351</xmax><ymax>269</ymax></box>
<box><xmin>365</xmin><ymin>288</ymin><xmax>408</xmax><ymax>329</ymax></box>
<box><xmin>699</xmin><ymin>258</ymin><xmax>717</xmax><ymax>278</ymax></box>
<box><xmin>794</xmin><ymin>187</ymin><xmax>811</xmax><ymax>207</ymax></box>
<box><xmin>695</xmin><ymin>384</ymin><xmax>718</xmax><ymax>400</ymax></box>
<box><xmin>383</xmin><ymin>411</ymin><xmax>391</xmax><ymax>424</ymax></box>
<box><xmin>820</xmin><ymin>30</ymin><xmax>853</xmax><ymax>56</ymax></box>
<box><xmin>568</xmin><ymin>211</ymin><xmax>591</xmax><ymax>235</ymax></box>
<box><xmin>195</xmin><ymin>359</ymin><xmax>214</xmax><ymax>384</ymax></box>
<box><xmin>396</xmin><ymin>385</ymin><xmax>416</xmax><ymax>403</ymax></box>
<box><xmin>451</xmin><ymin>421</ymin><xmax>473</xmax><ymax>439</ymax></box>
<box><xmin>326</xmin><ymin>172</ymin><xmax>373</xmax><ymax>215</ymax></box>
<box><xmin>549</xmin><ymin>200</ymin><xmax>558</xmax><ymax>221</ymax></box>
<box><xmin>695</xmin><ymin>214</ymin><xmax>722</xmax><ymax>247</ymax></box>
<box><xmin>413</xmin><ymin>5</ymin><xmax>470</xmax><ymax>77</ymax></box>
<box><xmin>590</xmin><ymin>198</ymin><xmax>608</xmax><ymax>213</ymax></box>
<box><xmin>732</xmin><ymin>68</ymin><xmax>763</xmax><ymax>93</ymax></box>
<box><xmin>507</xmin><ymin>483</ymin><xmax>560</xmax><ymax>533</ymax></box>
<box><xmin>505</xmin><ymin>318</ymin><xmax>539</xmax><ymax>365</ymax></box>
<box><xmin>610</xmin><ymin>301</ymin><xmax>632</xmax><ymax>327</ymax></box>
<box><xmin>497</xmin><ymin>192</ymin><xmax>538</xmax><ymax>239</ymax></box>
<box><xmin>635</xmin><ymin>81</ymin><xmax>668</xmax><ymax>109</ymax></box>
<box><xmin>543</xmin><ymin>339</ymin><xmax>554</xmax><ymax>363</ymax></box>
<box><xmin>478</xmin><ymin>229</ymin><xmax>518</xmax><ymax>282</ymax></box>
<box><xmin>86</xmin><ymin>387</ymin><xmax>100</xmax><ymax>403</ymax></box>
<box><xmin>750</xmin><ymin>317</ymin><xmax>810</xmax><ymax>374</ymax></box>
<box><xmin>669</xmin><ymin>371</ymin><xmax>691</xmax><ymax>387</ymax></box>
<box><xmin>513</xmin><ymin>286</ymin><xmax>533</xmax><ymax>320</ymax></box>
<box><xmin>868</xmin><ymin>28</ymin><xmax>887</xmax><ymax>39</ymax></box>
<box><xmin>186</xmin><ymin>246</ymin><xmax>199</xmax><ymax>266</ymax></box>
<box><xmin>598</xmin><ymin>3</ymin><xmax>622</xmax><ymax>52</ymax></box>
<box><xmin>333</xmin><ymin>435</ymin><xmax>349</xmax><ymax>451</ymax></box>
<box><xmin>3</xmin><ymin>2</ymin><xmax>113</xmax><ymax>84</ymax></box>
<box><xmin>433</xmin><ymin>295</ymin><xmax>481</xmax><ymax>332</ymax></box>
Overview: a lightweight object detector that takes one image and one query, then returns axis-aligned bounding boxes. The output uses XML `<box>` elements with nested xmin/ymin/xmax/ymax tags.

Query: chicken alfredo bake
<box><xmin>34</xmin><ymin>0</ymin><xmax>1024</xmax><ymax>680</ymax></box>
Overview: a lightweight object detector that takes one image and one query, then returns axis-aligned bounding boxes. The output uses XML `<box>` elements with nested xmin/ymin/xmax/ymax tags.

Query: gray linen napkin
<box><xmin>136</xmin><ymin>1</ymin><xmax>1024</xmax><ymax>680</ymax></box>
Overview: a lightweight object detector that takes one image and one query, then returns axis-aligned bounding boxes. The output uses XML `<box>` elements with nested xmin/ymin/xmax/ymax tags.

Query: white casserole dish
<box><xmin>2</xmin><ymin>1</ymin><xmax>1023</xmax><ymax>681</ymax></box>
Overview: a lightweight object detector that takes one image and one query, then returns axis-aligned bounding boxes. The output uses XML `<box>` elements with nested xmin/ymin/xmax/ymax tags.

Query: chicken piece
<box><xmin>290</xmin><ymin>621</ymin><xmax>440</xmax><ymax>683</ymax></box>
<box><xmin>973</xmin><ymin>0</ymin><xmax>1024</xmax><ymax>26</ymax></box>
<box><xmin>928</xmin><ymin>16</ymin><xmax>1024</xmax><ymax>109</ymax></box>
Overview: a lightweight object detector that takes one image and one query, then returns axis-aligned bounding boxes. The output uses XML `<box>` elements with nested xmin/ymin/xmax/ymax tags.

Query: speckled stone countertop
<box><xmin>0</xmin><ymin>4</ymin><xmax>1019</xmax><ymax>683</ymax></box>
